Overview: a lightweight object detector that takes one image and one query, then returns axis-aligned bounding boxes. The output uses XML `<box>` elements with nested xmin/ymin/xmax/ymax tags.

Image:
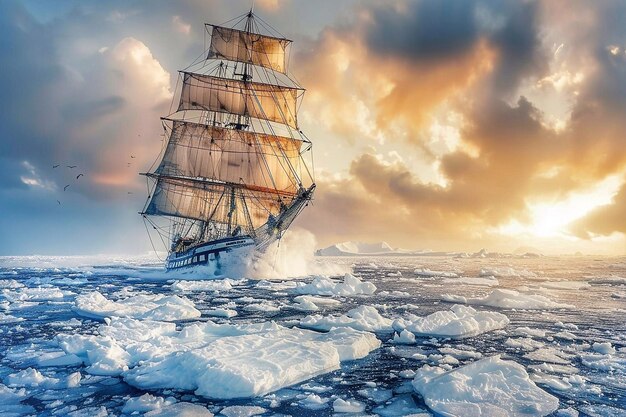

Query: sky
<box><xmin>1</xmin><ymin>0</ymin><xmax>625</xmax><ymax>256</ymax></box>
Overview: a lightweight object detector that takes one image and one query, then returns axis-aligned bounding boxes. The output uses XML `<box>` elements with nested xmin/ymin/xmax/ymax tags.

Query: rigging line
<box><xmin>143</xmin><ymin>216</ymin><xmax>164</xmax><ymax>262</ymax></box>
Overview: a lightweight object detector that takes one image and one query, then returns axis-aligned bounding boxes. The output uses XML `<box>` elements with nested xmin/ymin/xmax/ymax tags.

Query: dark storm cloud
<box><xmin>363</xmin><ymin>0</ymin><xmax>546</xmax><ymax>93</ymax></box>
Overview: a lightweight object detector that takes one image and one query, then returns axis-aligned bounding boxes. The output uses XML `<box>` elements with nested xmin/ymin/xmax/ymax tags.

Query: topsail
<box><xmin>208</xmin><ymin>25</ymin><xmax>291</xmax><ymax>73</ymax></box>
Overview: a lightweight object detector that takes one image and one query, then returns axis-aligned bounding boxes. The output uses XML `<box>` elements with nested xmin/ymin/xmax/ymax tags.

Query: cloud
<box><xmin>293</xmin><ymin>0</ymin><xmax>626</xmax><ymax>251</ymax></box>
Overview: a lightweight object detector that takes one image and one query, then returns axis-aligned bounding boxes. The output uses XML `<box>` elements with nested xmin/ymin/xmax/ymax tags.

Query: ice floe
<box><xmin>479</xmin><ymin>267</ymin><xmax>537</xmax><ymax>278</ymax></box>
<box><xmin>56</xmin><ymin>317</ymin><xmax>380</xmax><ymax>399</ymax></box>
<box><xmin>414</xmin><ymin>268</ymin><xmax>458</xmax><ymax>278</ymax></box>
<box><xmin>292</xmin><ymin>295</ymin><xmax>341</xmax><ymax>311</ymax></box>
<box><xmin>443</xmin><ymin>288</ymin><xmax>575</xmax><ymax>309</ymax></box>
<box><xmin>412</xmin><ymin>355</ymin><xmax>559</xmax><ymax>416</ymax></box>
<box><xmin>300</xmin><ymin>305</ymin><xmax>393</xmax><ymax>332</ymax></box>
<box><xmin>72</xmin><ymin>291</ymin><xmax>201</xmax><ymax>321</ymax></box>
<box><xmin>170</xmin><ymin>279</ymin><xmax>240</xmax><ymax>292</ymax></box>
<box><xmin>294</xmin><ymin>273</ymin><xmax>376</xmax><ymax>296</ymax></box>
<box><xmin>392</xmin><ymin>305</ymin><xmax>509</xmax><ymax>339</ymax></box>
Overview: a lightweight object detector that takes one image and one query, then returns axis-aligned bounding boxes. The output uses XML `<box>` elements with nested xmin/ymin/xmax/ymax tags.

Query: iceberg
<box><xmin>412</xmin><ymin>356</ymin><xmax>559</xmax><ymax>417</ymax></box>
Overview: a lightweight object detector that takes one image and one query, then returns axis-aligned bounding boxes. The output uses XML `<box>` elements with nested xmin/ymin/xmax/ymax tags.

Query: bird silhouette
<box><xmin>57</xmin><ymin>200</ymin><xmax>61</xmax><ymax>205</ymax></box>
<box><xmin>130</xmin><ymin>155</ymin><xmax>136</xmax><ymax>159</ymax></box>
<box><xmin>64</xmin><ymin>184</ymin><xmax>70</xmax><ymax>191</ymax></box>
<box><xmin>52</xmin><ymin>164</ymin><xmax>60</xmax><ymax>169</ymax></box>
<box><xmin>76</xmin><ymin>173</ymin><xmax>84</xmax><ymax>179</ymax></box>
<box><xmin>127</xmin><ymin>191</ymin><xmax>133</xmax><ymax>194</ymax></box>
<box><xmin>67</xmin><ymin>165</ymin><xmax>77</xmax><ymax>169</ymax></box>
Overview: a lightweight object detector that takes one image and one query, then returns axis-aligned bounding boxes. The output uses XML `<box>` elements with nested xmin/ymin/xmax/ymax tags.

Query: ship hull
<box><xmin>166</xmin><ymin>236</ymin><xmax>255</xmax><ymax>270</ymax></box>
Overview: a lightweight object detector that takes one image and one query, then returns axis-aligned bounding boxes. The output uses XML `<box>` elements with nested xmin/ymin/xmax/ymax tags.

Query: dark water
<box><xmin>0</xmin><ymin>255</ymin><xmax>624</xmax><ymax>416</ymax></box>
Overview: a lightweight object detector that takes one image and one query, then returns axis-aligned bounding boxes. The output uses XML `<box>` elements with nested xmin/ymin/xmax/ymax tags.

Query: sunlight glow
<box><xmin>500</xmin><ymin>175</ymin><xmax>623</xmax><ymax>238</ymax></box>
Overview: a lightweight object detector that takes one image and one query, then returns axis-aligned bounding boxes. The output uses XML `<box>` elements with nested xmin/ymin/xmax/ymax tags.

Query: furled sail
<box><xmin>208</xmin><ymin>25</ymin><xmax>291</xmax><ymax>73</ymax></box>
<box><xmin>144</xmin><ymin>176</ymin><xmax>286</xmax><ymax>229</ymax></box>
<box><xmin>178</xmin><ymin>72</ymin><xmax>300</xmax><ymax>128</ymax></box>
<box><xmin>157</xmin><ymin>120</ymin><xmax>302</xmax><ymax>194</ymax></box>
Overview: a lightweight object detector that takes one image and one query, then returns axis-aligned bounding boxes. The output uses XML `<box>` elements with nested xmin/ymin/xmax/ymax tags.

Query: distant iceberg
<box><xmin>315</xmin><ymin>241</ymin><xmax>433</xmax><ymax>256</ymax></box>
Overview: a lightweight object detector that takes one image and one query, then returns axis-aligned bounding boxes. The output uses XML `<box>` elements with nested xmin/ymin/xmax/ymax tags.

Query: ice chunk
<box><xmin>171</xmin><ymin>279</ymin><xmax>239</xmax><ymax>292</ymax></box>
<box><xmin>414</xmin><ymin>268</ymin><xmax>458</xmax><ymax>278</ymax></box>
<box><xmin>393</xmin><ymin>305</ymin><xmax>509</xmax><ymax>339</ymax></box>
<box><xmin>122</xmin><ymin>393</ymin><xmax>176</xmax><ymax>413</ymax></box>
<box><xmin>412</xmin><ymin>356</ymin><xmax>558</xmax><ymax>417</ymax></box>
<box><xmin>300</xmin><ymin>305</ymin><xmax>393</xmax><ymax>332</ymax></box>
<box><xmin>3</xmin><ymin>286</ymin><xmax>71</xmax><ymax>302</ymax></box>
<box><xmin>524</xmin><ymin>348</ymin><xmax>572</xmax><ymax>365</ymax></box>
<box><xmin>372</xmin><ymin>393</ymin><xmax>431</xmax><ymax>416</ymax></box>
<box><xmin>292</xmin><ymin>295</ymin><xmax>341</xmax><ymax>312</ymax></box>
<box><xmin>220</xmin><ymin>406</ymin><xmax>267</xmax><ymax>417</ymax></box>
<box><xmin>592</xmin><ymin>342</ymin><xmax>616</xmax><ymax>354</ymax></box>
<box><xmin>3</xmin><ymin>368</ymin><xmax>78</xmax><ymax>389</ymax></box>
<box><xmin>443</xmin><ymin>289</ymin><xmax>574</xmax><ymax>309</ymax></box>
<box><xmin>299</xmin><ymin>393</ymin><xmax>330</xmax><ymax>410</ymax></box>
<box><xmin>144</xmin><ymin>402</ymin><xmax>213</xmax><ymax>417</ymax></box>
<box><xmin>37</xmin><ymin>351</ymin><xmax>83</xmax><ymax>367</ymax></box>
<box><xmin>333</xmin><ymin>398</ymin><xmax>365</xmax><ymax>413</ymax></box>
<box><xmin>205</xmin><ymin>308</ymin><xmax>238</xmax><ymax>318</ymax></box>
<box><xmin>479</xmin><ymin>267</ymin><xmax>537</xmax><ymax>277</ymax></box>
<box><xmin>73</xmin><ymin>291</ymin><xmax>201</xmax><ymax>321</ymax></box>
<box><xmin>294</xmin><ymin>273</ymin><xmax>376</xmax><ymax>296</ymax></box>
<box><xmin>57</xmin><ymin>317</ymin><xmax>379</xmax><ymax>399</ymax></box>
<box><xmin>0</xmin><ymin>312</ymin><xmax>24</xmax><ymax>324</ymax></box>
<box><xmin>392</xmin><ymin>329</ymin><xmax>416</xmax><ymax>344</ymax></box>
<box><xmin>442</xmin><ymin>276</ymin><xmax>500</xmax><ymax>286</ymax></box>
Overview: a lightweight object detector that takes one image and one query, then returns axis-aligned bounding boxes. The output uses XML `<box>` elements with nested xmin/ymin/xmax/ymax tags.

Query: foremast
<box><xmin>141</xmin><ymin>10</ymin><xmax>315</xmax><ymax>254</ymax></box>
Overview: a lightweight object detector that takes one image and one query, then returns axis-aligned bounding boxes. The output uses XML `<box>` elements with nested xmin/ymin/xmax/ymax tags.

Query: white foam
<box><xmin>443</xmin><ymin>289</ymin><xmax>575</xmax><ymax>309</ymax></box>
<box><xmin>72</xmin><ymin>291</ymin><xmax>200</xmax><ymax>321</ymax></box>
<box><xmin>412</xmin><ymin>356</ymin><xmax>558</xmax><ymax>417</ymax></box>
<box><xmin>392</xmin><ymin>305</ymin><xmax>509</xmax><ymax>339</ymax></box>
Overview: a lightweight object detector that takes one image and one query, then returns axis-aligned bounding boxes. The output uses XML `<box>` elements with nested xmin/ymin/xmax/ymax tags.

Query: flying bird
<box><xmin>130</xmin><ymin>155</ymin><xmax>136</xmax><ymax>159</ymax></box>
<box><xmin>67</xmin><ymin>165</ymin><xmax>77</xmax><ymax>169</ymax></box>
<box><xmin>52</xmin><ymin>164</ymin><xmax>60</xmax><ymax>169</ymax></box>
<box><xmin>127</xmin><ymin>191</ymin><xmax>133</xmax><ymax>194</ymax></box>
<box><xmin>57</xmin><ymin>200</ymin><xmax>61</xmax><ymax>205</ymax></box>
<box><xmin>64</xmin><ymin>184</ymin><xmax>70</xmax><ymax>191</ymax></box>
<box><xmin>76</xmin><ymin>173</ymin><xmax>84</xmax><ymax>179</ymax></box>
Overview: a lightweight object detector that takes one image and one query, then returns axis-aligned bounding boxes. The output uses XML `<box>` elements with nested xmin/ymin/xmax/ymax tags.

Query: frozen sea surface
<box><xmin>0</xmin><ymin>254</ymin><xmax>625</xmax><ymax>416</ymax></box>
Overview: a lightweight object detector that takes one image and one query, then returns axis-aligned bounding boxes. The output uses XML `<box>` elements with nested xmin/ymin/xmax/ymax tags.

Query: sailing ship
<box><xmin>141</xmin><ymin>10</ymin><xmax>315</xmax><ymax>271</ymax></box>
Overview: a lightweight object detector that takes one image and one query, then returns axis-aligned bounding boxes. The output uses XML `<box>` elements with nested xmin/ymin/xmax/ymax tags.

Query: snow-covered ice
<box><xmin>55</xmin><ymin>317</ymin><xmax>380</xmax><ymax>399</ymax></box>
<box><xmin>412</xmin><ymin>355</ymin><xmax>559</xmax><ymax>416</ymax></box>
<box><xmin>299</xmin><ymin>305</ymin><xmax>393</xmax><ymax>332</ymax></box>
<box><xmin>72</xmin><ymin>291</ymin><xmax>201</xmax><ymax>321</ymax></box>
<box><xmin>443</xmin><ymin>288</ymin><xmax>575</xmax><ymax>309</ymax></box>
<box><xmin>294</xmin><ymin>273</ymin><xmax>376</xmax><ymax>296</ymax></box>
<box><xmin>392</xmin><ymin>304</ymin><xmax>509</xmax><ymax>339</ymax></box>
<box><xmin>1</xmin><ymin>253</ymin><xmax>624</xmax><ymax>416</ymax></box>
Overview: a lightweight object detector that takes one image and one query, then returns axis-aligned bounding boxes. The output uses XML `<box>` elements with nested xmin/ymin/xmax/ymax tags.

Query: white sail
<box><xmin>178</xmin><ymin>72</ymin><xmax>300</xmax><ymax>128</ymax></box>
<box><xmin>157</xmin><ymin>120</ymin><xmax>302</xmax><ymax>194</ymax></box>
<box><xmin>145</xmin><ymin>176</ymin><xmax>286</xmax><ymax>229</ymax></box>
<box><xmin>208</xmin><ymin>25</ymin><xmax>291</xmax><ymax>73</ymax></box>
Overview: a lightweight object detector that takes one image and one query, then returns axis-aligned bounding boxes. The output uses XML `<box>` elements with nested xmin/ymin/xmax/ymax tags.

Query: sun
<box><xmin>500</xmin><ymin>175</ymin><xmax>623</xmax><ymax>238</ymax></box>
